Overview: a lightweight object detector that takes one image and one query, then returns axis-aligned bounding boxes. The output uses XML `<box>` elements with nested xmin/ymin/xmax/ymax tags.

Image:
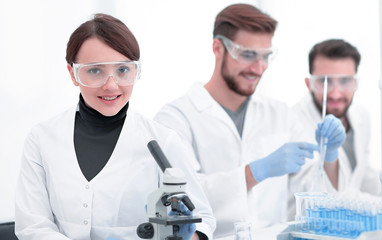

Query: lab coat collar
<box><xmin>346</xmin><ymin>104</ymin><xmax>366</xmax><ymax>131</ymax></box>
<box><xmin>187</xmin><ymin>83</ymin><xmax>216</xmax><ymax>112</ymax></box>
<box><xmin>302</xmin><ymin>94</ymin><xmax>324</xmax><ymax>122</ymax></box>
<box><xmin>186</xmin><ymin>83</ymin><xmax>254</xmax><ymax>140</ymax></box>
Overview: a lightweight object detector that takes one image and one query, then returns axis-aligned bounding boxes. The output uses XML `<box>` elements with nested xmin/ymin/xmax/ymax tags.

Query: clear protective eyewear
<box><xmin>309</xmin><ymin>75</ymin><xmax>358</xmax><ymax>94</ymax></box>
<box><xmin>215</xmin><ymin>35</ymin><xmax>277</xmax><ymax>66</ymax></box>
<box><xmin>72</xmin><ymin>61</ymin><xmax>141</xmax><ymax>88</ymax></box>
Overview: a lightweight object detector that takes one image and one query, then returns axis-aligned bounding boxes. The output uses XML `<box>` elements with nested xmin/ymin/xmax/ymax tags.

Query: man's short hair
<box><xmin>213</xmin><ymin>3</ymin><xmax>277</xmax><ymax>40</ymax></box>
<box><xmin>309</xmin><ymin>39</ymin><xmax>361</xmax><ymax>74</ymax></box>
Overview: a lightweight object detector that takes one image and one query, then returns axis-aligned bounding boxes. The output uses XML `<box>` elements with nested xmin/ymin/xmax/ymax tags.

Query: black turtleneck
<box><xmin>74</xmin><ymin>94</ymin><xmax>128</xmax><ymax>181</ymax></box>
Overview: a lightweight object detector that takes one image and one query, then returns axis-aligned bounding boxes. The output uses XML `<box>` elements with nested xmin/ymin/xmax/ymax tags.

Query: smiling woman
<box><xmin>13</xmin><ymin>13</ymin><xmax>215</xmax><ymax>240</ymax></box>
<box><xmin>68</xmin><ymin>37</ymin><xmax>138</xmax><ymax>116</ymax></box>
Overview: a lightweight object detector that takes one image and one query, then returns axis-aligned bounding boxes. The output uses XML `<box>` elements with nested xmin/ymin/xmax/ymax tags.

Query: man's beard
<box><xmin>311</xmin><ymin>92</ymin><xmax>351</xmax><ymax>119</ymax></box>
<box><xmin>221</xmin><ymin>55</ymin><xmax>257</xmax><ymax>97</ymax></box>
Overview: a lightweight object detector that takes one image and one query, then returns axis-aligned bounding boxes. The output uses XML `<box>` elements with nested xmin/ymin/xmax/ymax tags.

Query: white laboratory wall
<box><xmin>0</xmin><ymin>0</ymin><xmax>380</xmax><ymax>221</ymax></box>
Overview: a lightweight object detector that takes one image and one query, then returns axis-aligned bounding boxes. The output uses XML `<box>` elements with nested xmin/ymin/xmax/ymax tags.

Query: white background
<box><xmin>1</xmin><ymin>0</ymin><xmax>381</xmax><ymax>221</ymax></box>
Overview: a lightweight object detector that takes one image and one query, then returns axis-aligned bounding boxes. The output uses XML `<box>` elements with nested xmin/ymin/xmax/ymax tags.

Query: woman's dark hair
<box><xmin>66</xmin><ymin>13</ymin><xmax>140</xmax><ymax>65</ymax></box>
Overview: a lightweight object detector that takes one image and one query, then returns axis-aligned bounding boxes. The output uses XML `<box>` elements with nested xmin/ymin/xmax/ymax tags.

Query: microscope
<box><xmin>137</xmin><ymin>140</ymin><xmax>202</xmax><ymax>240</ymax></box>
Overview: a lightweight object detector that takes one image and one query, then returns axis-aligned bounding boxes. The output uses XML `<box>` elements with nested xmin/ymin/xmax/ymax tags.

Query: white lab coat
<box><xmin>15</xmin><ymin>106</ymin><xmax>215</xmax><ymax>240</ymax></box>
<box><xmin>288</xmin><ymin>94</ymin><xmax>381</xmax><ymax>220</ymax></box>
<box><xmin>154</xmin><ymin>83</ymin><xmax>306</xmax><ymax>238</ymax></box>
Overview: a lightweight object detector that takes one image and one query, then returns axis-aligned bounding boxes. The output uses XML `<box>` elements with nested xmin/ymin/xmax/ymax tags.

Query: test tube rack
<box><xmin>277</xmin><ymin>222</ymin><xmax>382</xmax><ymax>240</ymax></box>
<box><xmin>285</xmin><ymin>192</ymin><xmax>382</xmax><ymax>239</ymax></box>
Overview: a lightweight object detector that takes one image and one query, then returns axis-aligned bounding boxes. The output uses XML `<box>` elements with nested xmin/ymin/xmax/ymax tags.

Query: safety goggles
<box><xmin>215</xmin><ymin>35</ymin><xmax>277</xmax><ymax>66</ymax></box>
<box><xmin>72</xmin><ymin>61</ymin><xmax>141</xmax><ymax>88</ymax></box>
<box><xmin>309</xmin><ymin>75</ymin><xmax>358</xmax><ymax>93</ymax></box>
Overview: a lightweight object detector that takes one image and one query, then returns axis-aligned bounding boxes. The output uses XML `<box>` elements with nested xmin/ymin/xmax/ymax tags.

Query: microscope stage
<box><xmin>149</xmin><ymin>216</ymin><xmax>202</xmax><ymax>226</ymax></box>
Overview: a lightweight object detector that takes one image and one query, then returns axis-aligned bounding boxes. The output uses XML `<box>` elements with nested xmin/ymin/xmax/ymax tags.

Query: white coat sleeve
<box><xmin>155</xmin><ymin>105</ymin><xmax>250</xmax><ymax>229</ymax></box>
<box><xmin>15</xmin><ymin>128</ymin><xmax>71</xmax><ymax>240</ymax></box>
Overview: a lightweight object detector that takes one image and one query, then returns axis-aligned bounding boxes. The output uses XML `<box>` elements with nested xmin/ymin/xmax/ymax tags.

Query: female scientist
<box><xmin>14</xmin><ymin>13</ymin><xmax>215</xmax><ymax>240</ymax></box>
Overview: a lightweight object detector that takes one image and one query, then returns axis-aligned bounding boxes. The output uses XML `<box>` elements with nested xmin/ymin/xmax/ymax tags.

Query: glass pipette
<box><xmin>318</xmin><ymin>76</ymin><xmax>328</xmax><ymax>175</ymax></box>
<box><xmin>311</xmin><ymin>76</ymin><xmax>328</xmax><ymax>192</ymax></box>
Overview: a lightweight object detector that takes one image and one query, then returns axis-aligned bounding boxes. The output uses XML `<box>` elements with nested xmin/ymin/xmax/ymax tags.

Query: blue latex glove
<box><xmin>105</xmin><ymin>237</ymin><xmax>121</xmax><ymax>240</ymax></box>
<box><xmin>315</xmin><ymin>114</ymin><xmax>346</xmax><ymax>162</ymax></box>
<box><xmin>249</xmin><ymin>142</ymin><xmax>319</xmax><ymax>182</ymax></box>
<box><xmin>168</xmin><ymin>201</ymin><xmax>196</xmax><ymax>240</ymax></box>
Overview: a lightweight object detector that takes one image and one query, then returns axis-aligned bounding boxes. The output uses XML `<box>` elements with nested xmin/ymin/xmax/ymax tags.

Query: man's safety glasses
<box><xmin>72</xmin><ymin>61</ymin><xmax>141</xmax><ymax>88</ymax></box>
<box><xmin>215</xmin><ymin>35</ymin><xmax>277</xmax><ymax>66</ymax></box>
<box><xmin>309</xmin><ymin>75</ymin><xmax>358</xmax><ymax>93</ymax></box>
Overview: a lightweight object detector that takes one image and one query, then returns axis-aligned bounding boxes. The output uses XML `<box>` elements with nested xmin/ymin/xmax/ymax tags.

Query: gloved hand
<box><xmin>168</xmin><ymin>201</ymin><xmax>196</xmax><ymax>240</ymax></box>
<box><xmin>315</xmin><ymin>114</ymin><xmax>346</xmax><ymax>162</ymax></box>
<box><xmin>249</xmin><ymin>142</ymin><xmax>319</xmax><ymax>182</ymax></box>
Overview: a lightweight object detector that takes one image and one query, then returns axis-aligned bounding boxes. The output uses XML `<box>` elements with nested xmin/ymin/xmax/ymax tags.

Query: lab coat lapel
<box><xmin>242</xmin><ymin>94</ymin><xmax>274</xmax><ymax>140</ymax></box>
<box><xmin>59</xmin><ymin>106</ymin><xmax>88</xmax><ymax>183</ymax></box>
